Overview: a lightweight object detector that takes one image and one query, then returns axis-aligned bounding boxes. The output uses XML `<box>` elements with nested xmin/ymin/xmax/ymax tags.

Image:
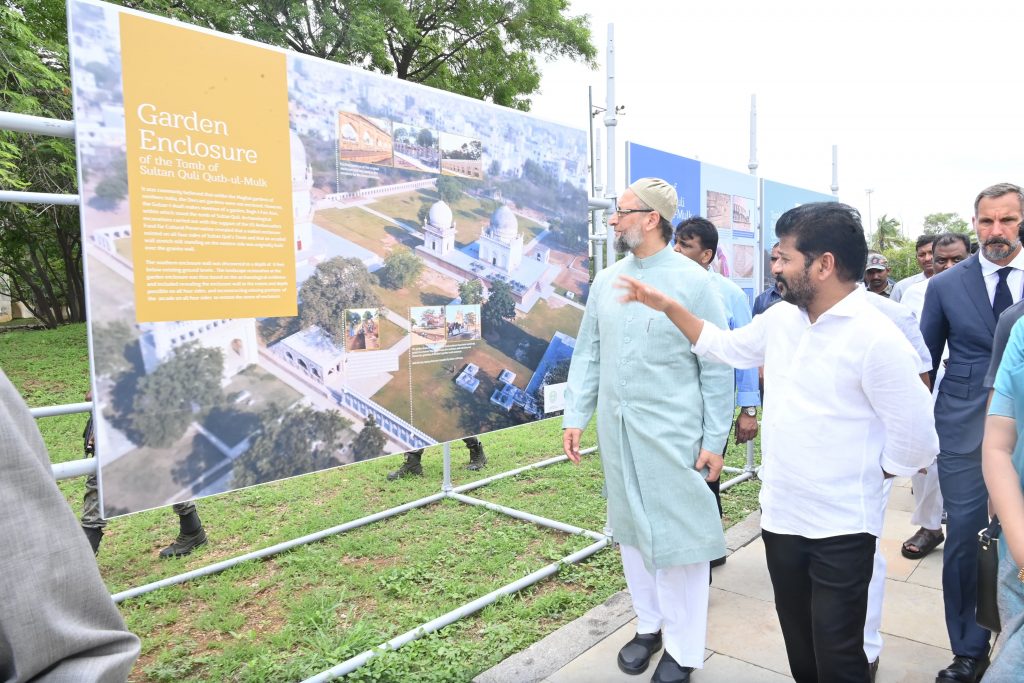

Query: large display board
<box><xmin>69</xmin><ymin>0</ymin><xmax>590</xmax><ymax>516</ymax></box>
<box><xmin>760</xmin><ymin>179</ymin><xmax>837</xmax><ymax>290</ymax></box>
<box><xmin>626</xmin><ymin>143</ymin><xmax>758</xmax><ymax>304</ymax></box>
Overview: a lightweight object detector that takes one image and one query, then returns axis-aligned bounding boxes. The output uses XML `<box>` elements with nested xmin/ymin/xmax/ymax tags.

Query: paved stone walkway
<box><xmin>477</xmin><ymin>478</ymin><xmax>954</xmax><ymax>682</ymax></box>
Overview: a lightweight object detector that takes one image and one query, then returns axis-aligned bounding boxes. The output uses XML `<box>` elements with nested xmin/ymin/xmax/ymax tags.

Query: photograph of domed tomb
<box><xmin>67</xmin><ymin>0</ymin><xmax>592</xmax><ymax>516</ymax></box>
<box><xmin>338</xmin><ymin>111</ymin><xmax>394</xmax><ymax>166</ymax></box>
<box><xmin>439</xmin><ymin>132</ymin><xmax>484</xmax><ymax>180</ymax></box>
<box><xmin>345</xmin><ymin>308</ymin><xmax>381</xmax><ymax>352</ymax></box>
<box><xmin>446</xmin><ymin>305</ymin><xmax>481</xmax><ymax>341</ymax></box>
<box><xmin>410</xmin><ymin>306</ymin><xmax>446</xmax><ymax>345</ymax></box>
<box><xmin>392</xmin><ymin>122</ymin><xmax>440</xmax><ymax>173</ymax></box>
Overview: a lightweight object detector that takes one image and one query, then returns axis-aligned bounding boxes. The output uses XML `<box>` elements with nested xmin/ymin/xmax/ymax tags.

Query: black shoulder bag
<box><xmin>977</xmin><ymin>515</ymin><xmax>1002</xmax><ymax>633</ymax></box>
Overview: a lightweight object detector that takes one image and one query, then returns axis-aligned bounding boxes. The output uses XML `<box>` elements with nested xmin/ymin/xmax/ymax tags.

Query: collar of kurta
<box><xmin>631</xmin><ymin>244</ymin><xmax>675</xmax><ymax>268</ymax></box>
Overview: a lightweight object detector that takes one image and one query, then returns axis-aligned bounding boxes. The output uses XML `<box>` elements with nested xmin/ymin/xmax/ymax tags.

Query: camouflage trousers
<box><xmin>406</xmin><ymin>436</ymin><xmax>480</xmax><ymax>458</ymax></box>
<box><xmin>81</xmin><ymin>472</ymin><xmax>195</xmax><ymax>529</ymax></box>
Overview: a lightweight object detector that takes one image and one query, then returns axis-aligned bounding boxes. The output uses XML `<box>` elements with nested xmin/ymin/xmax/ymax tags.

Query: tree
<box><xmin>136</xmin><ymin>0</ymin><xmax>597</xmax><ymax>111</ymax></box>
<box><xmin>377</xmin><ymin>247</ymin><xmax>424</xmax><ymax>289</ymax></box>
<box><xmin>299</xmin><ymin>256</ymin><xmax>381</xmax><ymax>346</ymax></box>
<box><xmin>481</xmin><ymin>280</ymin><xmax>516</xmax><ymax>334</ymax></box>
<box><xmin>231</xmin><ymin>404</ymin><xmax>351</xmax><ymax>488</ymax></box>
<box><xmin>415</xmin><ymin>128</ymin><xmax>435</xmax><ymax>148</ymax></box>
<box><xmin>128</xmin><ymin>343</ymin><xmax>225</xmax><ymax>448</ymax></box>
<box><xmin>922</xmin><ymin>212</ymin><xmax>971</xmax><ymax>236</ymax></box>
<box><xmin>351</xmin><ymin>415</ymin><xmax>387</xmax><ymax>461</ymax></box>
<box><xmin>91</xmin><ymin>320</ymin><xmax>134</xmax><ymax>377</ymax></box>
<box><xmin>435</xmin><ymin>175</ymin><xmax>464</xmax><ymax>205</ymax></box>
<box><xmin>458</xmin><ymin>278</ymin><xmax>483</xmax><ymax>305</ymax></box>
<box><xmin>869</xmin><ymin>214</ymin><xmax>906</xmax><ymax>252</ymax></box>
<box><xmin>0</xmin><ymin>1</ymin><xmax>85</xmax><ymax>327</ymax></box>
<box><xmin>881</xmin><ymin>243</ymin><xmax>918</xmax><ymax>282</ymax></box>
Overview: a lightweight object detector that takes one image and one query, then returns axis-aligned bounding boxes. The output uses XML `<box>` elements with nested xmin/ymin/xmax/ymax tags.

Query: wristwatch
<box><xmin>742</xmin><ymin>406</ymin><xmax>757</xmax><ymax>417</ymax></box>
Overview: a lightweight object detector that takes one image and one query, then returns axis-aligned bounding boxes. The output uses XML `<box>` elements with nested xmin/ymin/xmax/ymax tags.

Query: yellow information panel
<box><xmin>120</xmin><ymin>14</ymin><xmax>296</xmax><ymax>322</ymax></box>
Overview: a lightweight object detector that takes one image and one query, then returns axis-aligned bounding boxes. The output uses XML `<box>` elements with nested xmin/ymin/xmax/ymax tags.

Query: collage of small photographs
<box><xmin>706</xmin><ymin>189</ymin><xmax>756</xmax><ymax>281</ymax></box>
<box><xmin>408</xmin><ymin>304</ymin><xmax>482</xmax><ymax>346</ymax></box>
<box><xmin>337</xmin><ymin>111</ymin><xmax>483</xmax><ymax>180</ymax></box>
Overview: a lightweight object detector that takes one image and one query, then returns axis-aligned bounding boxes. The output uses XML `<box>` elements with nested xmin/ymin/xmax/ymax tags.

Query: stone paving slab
<box><xmin>476</xmin><ymin>479</ymin><xmax>954</xmax><ymax>683</ymax></box>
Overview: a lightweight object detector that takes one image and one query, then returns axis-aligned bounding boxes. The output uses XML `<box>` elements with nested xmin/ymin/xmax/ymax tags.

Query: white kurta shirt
<box><xmin>692</xmin><ymin>287</ymin><xmax>939</xmax><ymax>538</ymax></box>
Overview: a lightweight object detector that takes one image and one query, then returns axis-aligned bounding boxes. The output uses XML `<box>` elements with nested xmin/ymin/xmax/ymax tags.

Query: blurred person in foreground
<box><xmin>979</xmin><ymin>312</ymin><xmax>1024</xmax><ymax>681</ymax></box>
<box><xmin>0</xmin><ymin>369</ymin><xmax>139</xmax><ymax>681</ymax></box>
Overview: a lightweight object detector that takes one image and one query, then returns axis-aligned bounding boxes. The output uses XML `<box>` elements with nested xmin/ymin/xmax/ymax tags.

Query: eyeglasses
<box><xmin>614</xmin><ymin>208</ymin><xmax>656</xmax><ymax>217</ymax></box>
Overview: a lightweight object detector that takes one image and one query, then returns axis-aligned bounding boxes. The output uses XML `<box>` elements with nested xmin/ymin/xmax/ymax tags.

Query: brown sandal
<box><xmin>901</xmin><ymin>527</ymin><xmax>944</xmax><ymax>559</ymax></box>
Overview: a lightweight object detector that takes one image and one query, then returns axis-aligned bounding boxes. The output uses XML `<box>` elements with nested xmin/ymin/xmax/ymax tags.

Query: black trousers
<box><xmin>762</xmin><ymin>529</ymin><xmax>876</xmax><ymax>683</ymax></box>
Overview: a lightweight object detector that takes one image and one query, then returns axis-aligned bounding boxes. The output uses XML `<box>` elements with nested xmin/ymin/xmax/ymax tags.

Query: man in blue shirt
<box><xmin>753</xmin><ymin>242</ymin><xmax>783</xmax><ymax>316</ymax></box>
<box><xmin>674</xmin><ymin>217</ymin><xmax>762</xmax><ymax>567</ymax></box>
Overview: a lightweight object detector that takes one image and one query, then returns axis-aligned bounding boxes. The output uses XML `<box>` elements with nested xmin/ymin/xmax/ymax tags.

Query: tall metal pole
<box><xmin>748</xmin><ymin>94</ymin><xmax>758</xmax><ymax>176</ymax></box>
<box><xmin>604</xmin><ymin>23</ymin><xmax>618</xmax><ymax>268</ymax></box>
<box><xmin>744</xmin><ymin>93</ymin><xmax>758</xmax><ymax>482</ymax></box>
<box><xmin>593</xmin><ymin>126</ymin><xmax>605</xmax><ymax>273</ymax></box>
<box><xmin>866</xmin><ymin>188</ymin><xmax>874</xmax><ymax>238</ymax></box>
<box><xmin>831</xmin><ymin>145</ymin><xmax>839</xmax><ymax>197</ymax></box>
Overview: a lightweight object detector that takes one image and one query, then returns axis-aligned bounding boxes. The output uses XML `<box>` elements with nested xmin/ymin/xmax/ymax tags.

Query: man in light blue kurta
<box><xmin>562</xmin><ymin>178</ymin><xmax>733</xmax><ymax>681</ymax></box>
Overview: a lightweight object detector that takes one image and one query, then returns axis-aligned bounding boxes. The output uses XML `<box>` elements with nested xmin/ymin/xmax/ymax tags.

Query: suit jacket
<box><xmin>920</xmin><ymin>254</ymin><xmax>1002</xmax><ymax>454</ymax></box>
<box><xmin>0</xmin><ymin>370</ymin><xmax>139</xmax><ymax>682</ymax></box>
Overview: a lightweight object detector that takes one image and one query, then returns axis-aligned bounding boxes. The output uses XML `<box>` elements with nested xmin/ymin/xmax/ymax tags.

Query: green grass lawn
<box><xmin>2</xmin><ymin>323</ymin><xmax>762</xmax><ymax>682</ymax></box>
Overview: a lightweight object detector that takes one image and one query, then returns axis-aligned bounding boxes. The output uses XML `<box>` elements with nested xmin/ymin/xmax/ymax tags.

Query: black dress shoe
<box><xmin>617</xmin><ymin>631</ymin><xmax>662</xmax><ymax>675</ymax></box>
<box><xmin>651</xmin><ymin>650</ymin><xmax>693</xmax><ymax>683</ymax></box>
<box><xmin>936</xmin><ymin>655</ymin><xmax>990</xmax><ymax>683</ymax></box>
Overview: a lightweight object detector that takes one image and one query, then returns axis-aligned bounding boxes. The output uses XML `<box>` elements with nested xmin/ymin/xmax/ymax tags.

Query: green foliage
<box><xmin>378</xmin><ymin>246</ymin><xmax>424</xmax><ymax>289</ymax></box>
<box><xmin>0</xmin><ymin>2</ymin><xmax>84</xmax><ymax>328</ymax></box>
<box><xmin>922</xmin><ymin>212</ymin><xmax>971</xmax><ymax>236</ymax></box>
<box><xmin>299</xmin><ymin>257</ymin><xmax>381</xmax><ymax>346</ymax></box>
<box><xmin>231</xmin><ymin>404</ymin><xmax>352</xmax><ymax>487</ymax></box>
<box><xmin>457</xmin><ymin>278</ymin><xmax>484</xmax><ymax>305</ymax></box>
<box><xmin>136</xmin><ymin>0</ymin><xmax>596</xmax><ymax>111</ymax></box>
<box><xmin>129</xmin><ymin>343</ymin><xmax>225</xmax><ymax>447</ymax></box>
<box><xmin>869</xmin><ymin>214</ymin><xmax>906</xmax><ymax>252</ymax></box>
<box><xmin>351</xmin><ymin>415</ymin><xmax>387</xmax><ymax>461</ymax></box>
<box><xmin>435</xmin><ymin>175</ymin><xmax>465</xmax><ymax>205</ymax></box>
<box><xmin>881</xmin><ymin>243</ymin><xmax>919</xmax><ymax>282</ymax></box>
<box><xmin>481</xmin><ymin>280</ymin><xmax>516</xmax><ymax>333</ymax></box>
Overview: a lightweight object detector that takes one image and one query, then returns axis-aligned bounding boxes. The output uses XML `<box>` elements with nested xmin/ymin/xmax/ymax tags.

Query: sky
<box><xmin>528</xmin><ymin>0</ymin><xmax>1024</xmax><ymax>240</ymax></box>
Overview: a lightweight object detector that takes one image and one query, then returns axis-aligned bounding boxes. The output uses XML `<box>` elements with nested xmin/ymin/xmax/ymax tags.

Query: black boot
<box><xmin>83</xmin><ymin>526</ymin><xmax>103</xmax><ymax>555</ymax></box>
<box><xmin>160</xmin><ymin>510</ymin><xmax>207</xmax><ymax>558</ymax></box>
<box><xmin>465</xmin><ymin>440</ymin><xmax>487</xmax><ymax>471</ymax></box>
<box><xmin>387</xmin><ymin>451</ymin><xmax>424</xmax><ymax>480</ymax></box>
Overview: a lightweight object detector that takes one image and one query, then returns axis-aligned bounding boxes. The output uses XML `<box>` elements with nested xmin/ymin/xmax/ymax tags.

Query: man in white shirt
<box><xmin>617</xmin><ymin>201</ymin><xmax>938</xmax><ymax>683</ymax></box>
<box><xmin>890</xmin><ymin>234</ymin><xmax>936</xmax><ymax>302</ymax></box>
<box><xmin>898</xmin><ymin>233</ymin><xmax>971</xmax><ymax>568</ymax></box>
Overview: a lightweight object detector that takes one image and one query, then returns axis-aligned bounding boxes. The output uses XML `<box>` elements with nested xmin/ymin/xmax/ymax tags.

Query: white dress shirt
<box><xmin>978</xmin><ymin>248</ymin><xmax>1024</xmax><ymax>304</ymax></box>
<box><xmin>864</xmin><ymin>294</ymin><xmax>932</xmax><ymax>374</ymax></box>
<box><xmin>900</xmin><ymin>277</ymin><xmax>929</xmax><ymax>320</ymax></box>
<box><xmin>692</xmin><ymin>287</ymin><xmax>939</xmax><ymax>539</ymax></box>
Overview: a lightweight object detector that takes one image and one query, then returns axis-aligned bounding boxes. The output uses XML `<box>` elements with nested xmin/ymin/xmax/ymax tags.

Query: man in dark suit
<box><xmin>920</xmin><ymin>182</ymin><xmax>1024</xmax><ymax>683</ymax></box>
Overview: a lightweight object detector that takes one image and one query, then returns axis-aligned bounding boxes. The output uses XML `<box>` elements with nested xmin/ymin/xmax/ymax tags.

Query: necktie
<box><xmin>993</xmin><ymin>266</ymin><xmax>1013</xmax><ymax>318</ymax></box>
